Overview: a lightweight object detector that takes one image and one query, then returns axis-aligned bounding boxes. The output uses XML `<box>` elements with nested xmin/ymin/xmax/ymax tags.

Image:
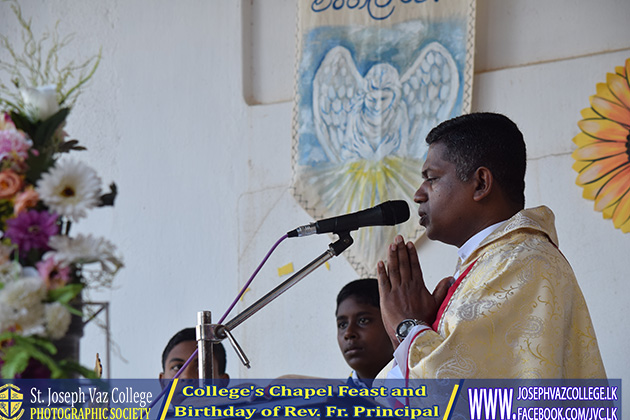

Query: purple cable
<box><xmin>218</xmin><ymin>233</ymin><xmax>288</xmax><ymax>324</ymax></box>
<box><xmin>149</xmin><ymin>234</ymin><xmax>289</xmax><ymax>408</ymax></box>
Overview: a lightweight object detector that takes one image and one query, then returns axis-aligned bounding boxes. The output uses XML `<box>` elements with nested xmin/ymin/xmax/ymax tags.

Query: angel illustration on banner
<box><xmin>293</xmin><ymin>39</ymin><xmax>464</xmax><ymax>275</ymax></box>
<box><xmin>313</xmin><ymin>42</ymin><xmax>458</xmax><ymax>163</ymax></box>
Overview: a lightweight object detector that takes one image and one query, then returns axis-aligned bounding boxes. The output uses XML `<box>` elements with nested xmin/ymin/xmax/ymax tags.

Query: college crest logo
<box><xmin>0</xmin><ymin>384</ymin><xmax>24</xmax><ymax>420</ymax></box>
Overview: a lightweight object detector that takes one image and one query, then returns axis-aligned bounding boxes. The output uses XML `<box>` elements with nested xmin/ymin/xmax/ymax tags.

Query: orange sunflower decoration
<box><xmin>572</xmin><ymin>58</ymin><xmax>630</xmax><ymax>233</ymax></box>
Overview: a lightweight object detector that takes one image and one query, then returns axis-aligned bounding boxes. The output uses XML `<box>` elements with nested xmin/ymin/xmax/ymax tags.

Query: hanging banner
<box><xmin>291</xmin><ymin>0</ymin><xmax>476</xmax><ymax>275</ymax></box>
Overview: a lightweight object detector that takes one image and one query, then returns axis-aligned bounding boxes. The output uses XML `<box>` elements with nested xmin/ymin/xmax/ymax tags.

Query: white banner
<box><xmin>292</xmin><ymin>0</ymin><xmax>476</xmax><ymax>275</ymax></box>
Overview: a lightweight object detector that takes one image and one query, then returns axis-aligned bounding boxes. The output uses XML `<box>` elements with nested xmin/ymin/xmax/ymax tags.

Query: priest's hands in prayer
<box><xmin>376</xmin><ymin>235</ymin><xmax>453</xmax><ymax>346</ymax></box>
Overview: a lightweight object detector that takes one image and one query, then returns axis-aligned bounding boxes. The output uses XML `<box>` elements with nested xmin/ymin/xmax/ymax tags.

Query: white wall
<box><xmin>1</xmin><ymin>0</ymin><xmax>628</xmax><ymax>402</ymax></box>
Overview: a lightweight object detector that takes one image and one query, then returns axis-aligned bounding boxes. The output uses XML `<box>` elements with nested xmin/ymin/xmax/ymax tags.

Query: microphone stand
<box><xmin>196</xmin><ymin>231</ymin><xmax>354</xmax><ymax>379</ymax></box>
<box><xmin>196</xmin><ymin>311</ymin><xmax>215</xmax><ymax>380</ymax></box>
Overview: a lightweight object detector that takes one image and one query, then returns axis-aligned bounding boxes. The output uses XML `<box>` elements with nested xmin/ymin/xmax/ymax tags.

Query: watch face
<box><xmin>397</xmin><ymin>319</ymin><xmax>417</xmax><ymax>338</ymax></box>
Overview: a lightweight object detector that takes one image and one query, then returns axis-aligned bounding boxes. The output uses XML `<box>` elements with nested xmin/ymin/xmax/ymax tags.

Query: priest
<box><xmin>377</xmin><ymin>112</ymin><xmax>606</xmax><ymax>379</ymax></box>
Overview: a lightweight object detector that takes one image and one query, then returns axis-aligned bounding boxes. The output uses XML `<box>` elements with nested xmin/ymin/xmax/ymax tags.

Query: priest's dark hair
<box><xmin>426</xmin><ymin>112</ymin><xmax>527</xmax><ymax>209</ymax></box>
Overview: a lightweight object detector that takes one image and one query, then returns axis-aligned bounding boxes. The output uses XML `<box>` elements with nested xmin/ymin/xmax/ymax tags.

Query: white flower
<box><xmin>0</xmin><ymin>260</ymin><xmax>22</xmax><ymax>284</ymax></box>
<box><xmin>0</xmin><ymin>275</ymin><xmax>45</xmax><ymax>309</ymax></box>
<box><xmin>0</xmin><ymin>275</ymin><xmax>46</xmax><ymax>335</ymax></box>
<box><xmin>37</xmin><ymin>160</ymin><xmax>102</xmax><ymax>221</ymax></box>
<box><xmin>46</xmin><ymin>233</ymin><xmax>123</xmax><ymax>274</ymax></box>
<box><xmin>20</xmin><ymin>85</ymin><xmax>60</xmax><ymax>122</ymax></box>
<box><xmin>44</xmin><ymin>302</ymin><xmax>71</xmax><ymax>340</ymax></box>
<box><xmin>0</xmin><ymin>303</ymin><xmax>15</xmax><ymax>332</ymax></box>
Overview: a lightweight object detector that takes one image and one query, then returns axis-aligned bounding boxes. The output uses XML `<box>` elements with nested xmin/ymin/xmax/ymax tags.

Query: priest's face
<box><xmin>414</xmin><ymin>142</ymin><xmax>476</xmax><ymax>247</ymax></box>
<box><xmin>336</xmin><ymin>297</ymin><xmax>393</xmax><ymax>379</ymax></box>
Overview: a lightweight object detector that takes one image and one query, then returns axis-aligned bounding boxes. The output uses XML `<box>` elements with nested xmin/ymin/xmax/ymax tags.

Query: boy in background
<box><xmin>336</xmin><ymin>279</ymin><xmax>394</xmax><ymax>388</ymax></box>
<box><xmin>159</xmin><ymin>327</ymin><xmax>229</xmax><ymax>381</ymax></box>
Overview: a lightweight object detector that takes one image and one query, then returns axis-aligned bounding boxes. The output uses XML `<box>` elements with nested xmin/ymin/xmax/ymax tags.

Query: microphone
<box><xmin>287</xmin><ymin>200</ymin><xmax>410</xmax><ymax>238</ymax></box>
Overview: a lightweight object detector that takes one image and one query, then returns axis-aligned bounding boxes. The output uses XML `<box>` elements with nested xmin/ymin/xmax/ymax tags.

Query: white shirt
<box><xmin>455</xmin><ymin>220</ymin><xmax>505</xmax><ymax>277</ymax></box>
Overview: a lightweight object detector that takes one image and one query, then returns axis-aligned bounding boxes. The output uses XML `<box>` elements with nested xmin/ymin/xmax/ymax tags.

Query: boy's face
<box><xmin>159</xmin><ymin>341</ymin><xmax>227</xmax><ymax>380</ymax></box>
<box><xmin>336</xmin><ymin>297</ymin><xmax>393</xmax><ymax>378</ymax></box>
<box><xmin>160</xmin><ymin>340</ymin><xmax>199</xmax><ymax>380</ymax></box>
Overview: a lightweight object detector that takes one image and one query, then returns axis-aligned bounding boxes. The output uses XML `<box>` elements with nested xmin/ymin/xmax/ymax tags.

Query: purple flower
<box><xmin>15</xmin><ymin>358</ymin><xmax>52</xmax><ymax>379</ymax></box>
<box><xmin>5</xmin><ymin>210</ymin><xmax>59</xmax><ymax>254</ymax></box>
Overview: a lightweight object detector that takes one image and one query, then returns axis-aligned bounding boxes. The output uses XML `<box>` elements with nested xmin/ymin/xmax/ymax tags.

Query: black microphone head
<box><xmin>380</xmin><ymin>200</ymin><xmax>410</xmax><ymax>225</ymax></box>
<box><xmin>297</xmin><ymin>199</ymin><xmax>411</xmax><ymax>236</ymax></box>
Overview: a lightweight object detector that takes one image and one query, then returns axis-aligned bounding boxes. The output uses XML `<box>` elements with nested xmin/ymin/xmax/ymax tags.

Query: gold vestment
<box><xmin>383</xmin><ymin>206</ymin><xmax>606</xmax><ymax>379</ymax></box>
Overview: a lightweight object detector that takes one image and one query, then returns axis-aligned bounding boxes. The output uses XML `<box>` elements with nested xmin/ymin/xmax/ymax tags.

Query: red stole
<box><xmin>400</xmin><ymin>260</ymin><xmax>479</xmax><ymax>384</ymax></box>
<box><xmin>431</xmin><ymin>260</ymin><xmax>477</xmax><ymax>331</ymax></box>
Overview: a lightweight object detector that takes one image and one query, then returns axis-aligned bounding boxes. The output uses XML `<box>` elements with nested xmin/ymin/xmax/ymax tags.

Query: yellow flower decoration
<box><xmin>572</xmin><ymin>58</ymin><xmax>630</xmax><ymax>233</ymax></box>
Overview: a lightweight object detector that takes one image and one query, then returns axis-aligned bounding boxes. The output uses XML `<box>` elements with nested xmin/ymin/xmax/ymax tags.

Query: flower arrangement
<box><xmin>0</xmin><ymin>0</ymin><xmax>123</xmax><ymax>378</ymax></box>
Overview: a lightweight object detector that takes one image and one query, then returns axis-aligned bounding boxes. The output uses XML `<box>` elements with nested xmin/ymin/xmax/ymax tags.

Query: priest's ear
<box><xmin>472</xmin><ymin>166</ymin><xmax>493</xmax><ymax>202</ymax></box>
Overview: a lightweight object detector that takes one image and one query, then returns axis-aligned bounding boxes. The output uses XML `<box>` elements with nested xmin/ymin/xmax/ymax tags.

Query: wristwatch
<box><xmin>395</xmin><ymin>319</ymin><xmax>425</xmax><ymax>342</ymax></box>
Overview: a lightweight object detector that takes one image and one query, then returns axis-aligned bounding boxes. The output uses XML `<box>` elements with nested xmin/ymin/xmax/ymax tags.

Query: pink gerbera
<box><xmin>5</xmin><ymin>210</ymin><xmax>59</xmax><ymax>254</ymax></box>
<box><xmin>36</xmin><ymin>256</ymin><xmax>71</xmax><ymax>289</ymax></box>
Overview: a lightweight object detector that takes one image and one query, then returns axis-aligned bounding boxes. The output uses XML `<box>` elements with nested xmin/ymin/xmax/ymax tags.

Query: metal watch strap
<box><xmin>395</xmin><ymin>318</ymin><xmax>424</xmax><ymax>342</ymax></box>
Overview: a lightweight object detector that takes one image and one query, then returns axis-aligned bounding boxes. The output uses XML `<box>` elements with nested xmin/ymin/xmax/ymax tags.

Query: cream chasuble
<box><xmin>381</xmin><ymin>206</ymin><xmax>606</xmax><ymax>379</ymax></box>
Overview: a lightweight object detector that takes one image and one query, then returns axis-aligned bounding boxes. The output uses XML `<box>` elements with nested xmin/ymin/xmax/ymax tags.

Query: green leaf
<box><xmin>2</xmin><ymin>335</ymin><xmax>62</xmax><ymax>378</ymax></box>
<box><xmin>0</xmin><ymin>333</ymin><xmax>97</xmax><ymax>378</ymax></box>
<box><xmin>58</xmin><ymin>360</ymin><xmax>98</xmax><ymax>379</ymax></box>
<box><xmin>0</xmin><ymin>330</ymin><xmax>17</xmax><ymax>342</ymax></box>
<box><xmin>0</xmin><ymin>334</ymin><xmax>59</xmax><ymax>378</ymax></box>
<box><xmin>8</xmin><ymin>111</ymin><xmax>36</xmax><ymax>138</ymax></box>
<box><xmin>62</xmin><ymin>302</ymin><xmax>83</xmax><ymax>317</ymax></box>
<box><xmin>27</xmin><ymin>335</ymin><xmax>58</xmax><ymax>355</ymax></box>
<box><xmin>7</xmin><ymin>333</ymin><xmax>57</xmax><ymax>355</ymax></box>
<box><xmin>48</xmin><ymin>283</ymin><xmax>84</xmax><ymax>304</ymax></box>
<box><xmin>24</xmin><ymin>149</ymin><xmax>56</xmax><ymax>185</ymax></box>
<box><xmin>32</xmin><ymin>107</ymin><xmax>70</xmax><ymax>148</ymax></box>
<box><xmin>0</xmin><ymin>346</ymin><xmax>31</xmax><ymax>378</ymax></box>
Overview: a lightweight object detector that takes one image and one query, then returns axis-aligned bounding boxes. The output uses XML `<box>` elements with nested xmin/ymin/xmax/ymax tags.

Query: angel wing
<box><xmin>312</xmin><ymin>42</ymin><xmax>459</xmax><ymax>163</ymax></box>
<box><xmin>312</xmin><ymin>46</ymin><xmax>364</xmax><ymax>164</ymax></box>
<box><xmin>401</xmin><ymin>41</ymin><xmax>459</xmax><ymax>157</ymax></box>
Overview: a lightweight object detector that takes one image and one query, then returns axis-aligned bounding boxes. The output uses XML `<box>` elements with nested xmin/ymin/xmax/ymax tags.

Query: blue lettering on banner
<box><xmin>311</xmin><ymin>0</ymin><xmax>440</xmax><ymax>21</ymax></box>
